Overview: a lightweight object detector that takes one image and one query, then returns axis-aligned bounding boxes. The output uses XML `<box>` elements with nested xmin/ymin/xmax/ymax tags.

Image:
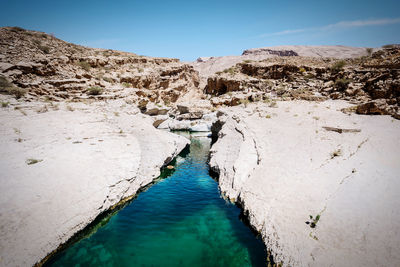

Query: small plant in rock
<box><xmin>223</xmin><ymin>67</ymin><xmax>235</xmax><ymax>75</ymax></box>
<box><xmin>77</xmin><ymin>61</ymin><xmax>91</xmax><ymax>71</ymax></box>
<box><xmin>38</xmin><ymin>45</ymin><xmax>50</xmax><ymax>54</ymax></box>
<box><xmin>0</xmin><ymin>75</ymin><xmax>11</xmax><ymax>88</ymax></box>
<box><xmin>103</xmin><ymin>77</ymin><xmax>114</xmax><ymax>83</ymax></box>
<box><xmin>33</xmin><ymin>39</ymin><xmax>41</xmax><ymax>45</ymax></box>
<box><xmin>242</xmin><ymin>60</ymin><xmax>252</xmax><ymax>63</ymax></box>
<box><xmin>122</xmin><ymin>82</ymin><xmax>131</xmax><ymax>88</ymax></box>
<box><xmin>9</xmin><ymin>26</ymin><xmax>26</xmax><ymax>32</ymax></box>
<box><xmin>331</xmin><ymin>148</ymin><xmax>342</xmax><ymax>159</ymax></box>
<box><xmin>0</xmin><ymin>76</ymin><xmax>25</xmax><ymax>98</ymax></box>
<box><xmin>269</xmin><ymin>101</ymin><xmax>278</xmax><ymax>108</ymax></box>
<box><xmin>87</xmin><ymin>86</ymin><xmax>103</xmax><ymax>96</ymax></box>
<box><xmin>26</xmin><ymin>158</ymin><xmax>43</xmax><ymax>165</ymax></box>
<box><xmin>306</xmin><ymin>214</ymin><xmax>321</xmax><ymax>228</ymax></box>
<box><xmin>334</xmin><ymin>78</ymin><xmax>351</xmax><ymax>90</ymax></box>
<box><xmin>299</xmin><ymin>67</ymin><xmax>306</xmax><ymax>73</ymax></box>
<box><xmin>330</xmin><ymin>60</ymin><xmax>346</xmax><ymax>73</ymax></box>
<box><xmin>382</xmin><ymin>44</ymin><xmax>396</xmax><ymax>49</ymax></box>
<box><xmin>138</xmin><ymin>68</ymin><xmax>144</xmax><ymax>73</ymax></box>
<box><xmin>66</xmin><ymin>105</ymin><xmax>74</xmax><ymax>111</ymax></box>
<box><xmin>240</xmin><ymin>99</ymin><xmax>250</xmax><ymax>107</ymax></box>
<box><xmin>1</xmin><ymin>101</ymin><xmax>9</xmax><ymax>108</ymax></box>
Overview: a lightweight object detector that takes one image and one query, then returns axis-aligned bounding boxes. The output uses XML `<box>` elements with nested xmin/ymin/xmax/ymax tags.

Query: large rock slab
<box><xmin>210</xmin><ymin>100</ymin><xmax>400</xmax><ymax>266</ymax></box>
<box><xmin>0</xmin><ymin>99</ymin><xmax>189</xmax><ymax>267</ymax></box>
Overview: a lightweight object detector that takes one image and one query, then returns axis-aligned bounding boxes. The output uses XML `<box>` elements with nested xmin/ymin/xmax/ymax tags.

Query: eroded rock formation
<box><xmin>0</xmin><ymin>27</ymin><xmax>199</xmax><ymax>104</ymax></box>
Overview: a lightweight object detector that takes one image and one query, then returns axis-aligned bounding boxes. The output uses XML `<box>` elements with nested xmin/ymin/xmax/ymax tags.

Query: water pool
<box><xmin>45</xmin><ymin>134</ymin><xmax>266</xmax><ymax>266</ymax></box>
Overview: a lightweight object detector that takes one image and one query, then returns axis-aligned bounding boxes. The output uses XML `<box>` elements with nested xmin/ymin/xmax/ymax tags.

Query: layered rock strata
<box><xmin>0</xmin><ymin>27</ymin><xmax>199</xmax><ymax>104</ymax></box>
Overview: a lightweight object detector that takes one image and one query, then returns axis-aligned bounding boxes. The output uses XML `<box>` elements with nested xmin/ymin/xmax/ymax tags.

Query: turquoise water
<box><xmin>45</xmin><ymin>134</ymin><xmax>266</xmax><ymax>267</ymax></box>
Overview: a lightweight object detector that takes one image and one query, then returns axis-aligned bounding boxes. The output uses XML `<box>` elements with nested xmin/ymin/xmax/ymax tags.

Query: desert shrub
<box><xmin>122</xmin><ymin>82</ymin><xmax>131</xmax><ymax>88</ymax></box>
<box><xmin>1</xmin><ymin>101</ymin><xmax>9</xmax><ymax>107</ymax></box>
<box><xmin>242</xmin><ymin>60</ymin><xmax>252</xmax><ymax>63</ymax></box>
<box><xmin>0</xmin><ymin>76</ymin><xmax>11</xmax><ymax>88</ymax></box>
<box><xmin>366</xmin><ymin>48</ymin><xmax>373</xmax><ymax>57</ymax></box>
<box><xmin>77</xmin><ymin>61</ymin><xmax>91</xmax><ymax>71</ymax></box>
<box><xmin>9</xmin><ymin>26</ymin><xmax>26</xmax><ymax>32</ymax></box>
<box><xmin>38</xmin><ymin>45</ymin><xmax>50</xmax><ymax>54</ymax></box>
<box><xmin>87</xmin><ymin>86</ymin><xmax>103</xmax><ymax>95</ymax></box>
<box><xmin>330</xmin><ymin>148</ymin><xmax>342</xmax><ymax>159</ymax></box>
<box><xmin>103</xmin><ymin>77</ymin><xmax>114</xmax><ymax>83</ymax></box>
<box><xmin>223</xmin><ymin>67</ymin><xmax>235</xmax><ymax>75</ymax></box>
<box><xmin>382</xmin><ymin>44</ymin><xmax>396</xmax><ymax>49</ymax></box>
<box><xmin>334</xmin><ymin>78</ymin><xmax>351</xmax><ymax>90</ymax></box>
<box><xmin>299</xmin><ymin>67</ymin><xmax>306</xmax><ymax>73</ymax></box>
<box><xmin>7</xmin><ymin>86</ymin><xmax>26</xmax><ymax>99</ymax></box>
<box><xmin>33</xmin><ymin>39</ymin><xmax>41</xmax><ymax>45</ymax></box>
<box><xmin>0</xmin><ymin>76</ymin><xmax>26</xmax><ymax>99</ymax></box>
<box><xmin>330</xmin><ymin>60</ymin><xmax>346</xmax><ymax>73</ymax></box>
<box><xmin>240</xmin><ymin>98</ymin><xmax>250</xmax><ymax>107</ymax></box>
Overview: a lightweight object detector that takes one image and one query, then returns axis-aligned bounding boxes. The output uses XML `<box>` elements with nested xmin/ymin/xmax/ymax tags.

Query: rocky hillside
<box><xmin>0</xmin><ymin>27</ymin><xmax>199</xmax><ymax>105</ymax></box>
<box><xmin>204</xmin><ymin>47</ymin><xmax>400</xmax><ymax>119</ymax></box>
<box><xmin>192</xmin><ymin>45</ymin><xmax>370</xmax><ymax>78</ymax></box>
<box><xmin>242</xmin><ymin>45</ymin><xmax>369</xmax><ymax>58</ymax></box>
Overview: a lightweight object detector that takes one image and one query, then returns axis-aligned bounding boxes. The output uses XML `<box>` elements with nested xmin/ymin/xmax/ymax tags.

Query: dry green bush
<box><xmin>77</xmin><ymin>61</ymin><xmax>91</xmax><ymax>71</ymax></box>
<box><xmin>87</xmin><ymin>86</ymin><xmax>103</xmax><ymax>95</ymax></box>
<box><xmin>38</xmin><ymin>45</ymin><xmax>50</xmax><ymax>54</ymax></box>
<box><xmin>9</xmin><ymin>26</ymin><xmax>26</xmax><ymax>32</ymax></box>
<box><xmin>0</xmin><ymin>76</ymin><xmax>26</xmax><ymax>98</ymax></box>
<box><xmin>330</xmin><ymin>60</ymin><xmax>346</xmax><ymax>73</ymax></box>
<box><xmin>334</xmin><ymin>78</ymin><xmax>351</xmax><ymax>90</ymax></box>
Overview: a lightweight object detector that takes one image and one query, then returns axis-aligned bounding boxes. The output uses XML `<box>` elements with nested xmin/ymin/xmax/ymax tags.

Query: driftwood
<box><xmin>322</xmin><ymin>126</ymin><xmax>361</xmax><ymax>134</ymax></box>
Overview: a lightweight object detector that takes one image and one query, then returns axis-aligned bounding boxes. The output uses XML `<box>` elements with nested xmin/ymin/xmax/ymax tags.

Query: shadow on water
<box><xmin>44</xmin><ymin>132</ymin><xmax>267</xmax><ymax>267</ymax></box>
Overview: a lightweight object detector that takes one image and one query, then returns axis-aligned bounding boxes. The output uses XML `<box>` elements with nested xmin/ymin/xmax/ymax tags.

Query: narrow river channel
<box><xmin>45</xmin><ymin>133</ymin><xmax>266</xmax><ymax>266</ymax></box>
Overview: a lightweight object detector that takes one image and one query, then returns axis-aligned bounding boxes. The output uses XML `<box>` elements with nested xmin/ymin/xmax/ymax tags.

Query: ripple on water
<box><xmin>45</xmin><ymin>135</ymin><xmax>266</xmax><ymax>267</ymax></box>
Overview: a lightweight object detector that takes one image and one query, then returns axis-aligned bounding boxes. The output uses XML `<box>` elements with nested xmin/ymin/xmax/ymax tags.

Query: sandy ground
<box><xmin>0</xmin><ymin>96</ymin><xmax>188</xmax><ymax>267</ymax></box>
<box><xmin>210</xmin><ymin>100</ymin><xmax>400</xmax><ymax>266</ymax></box>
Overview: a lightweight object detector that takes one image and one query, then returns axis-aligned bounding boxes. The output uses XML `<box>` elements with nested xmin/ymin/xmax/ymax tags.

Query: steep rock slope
<box><xmin>0</xmin><ymin>27</ymin><xmax>199</xmax><ymax>104</ymax></box>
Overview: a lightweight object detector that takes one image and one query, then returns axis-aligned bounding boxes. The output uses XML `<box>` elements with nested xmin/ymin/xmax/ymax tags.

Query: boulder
<box><xmin>177</xmin><ymin>104</ymin><xmax>190</xmax><ymax>114</ymax></box>
<box><xmin>356</xmin><ymin>99</ymin><xmax>389</xmax><ymax>115</ymax></box>
<box><xmin>189</xmin><ymin>122</ymin><xmax>211</xmax><ymax>132</ymax></box>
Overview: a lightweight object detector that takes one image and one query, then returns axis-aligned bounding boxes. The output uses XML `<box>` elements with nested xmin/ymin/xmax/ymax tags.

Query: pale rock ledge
<box><xmin>209</xmin><ymin>100</ymin><xmax>400</xmax><ymax>267</ymax></box>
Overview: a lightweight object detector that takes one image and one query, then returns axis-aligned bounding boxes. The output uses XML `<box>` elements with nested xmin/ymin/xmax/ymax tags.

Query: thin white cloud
<box><xmin>323</xmin><ymin>18</ymin><xmax>400</xmax><ymax>29</ymax></box>
<box><xmin>259</xmin><ymin>17</ymin><xmax>400</xmax><ymax>37</ymax></box>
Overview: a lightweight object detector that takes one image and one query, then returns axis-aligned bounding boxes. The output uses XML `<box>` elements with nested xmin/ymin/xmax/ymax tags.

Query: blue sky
<box><xmin>1</xmin><ymin>0</ymin><xmax>399</xmax><ymax>61</ymax></box>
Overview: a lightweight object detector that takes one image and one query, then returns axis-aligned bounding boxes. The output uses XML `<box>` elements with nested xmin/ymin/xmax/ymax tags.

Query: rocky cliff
<box><xmin>210</xmin><ymin>101</ymin><xmax>400</xmax><ymax>266</ymax></box>
<box><xmin>204</xmin><ymin>48</ymin><xmax>400</xmax><ymax>119</ymax></box>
